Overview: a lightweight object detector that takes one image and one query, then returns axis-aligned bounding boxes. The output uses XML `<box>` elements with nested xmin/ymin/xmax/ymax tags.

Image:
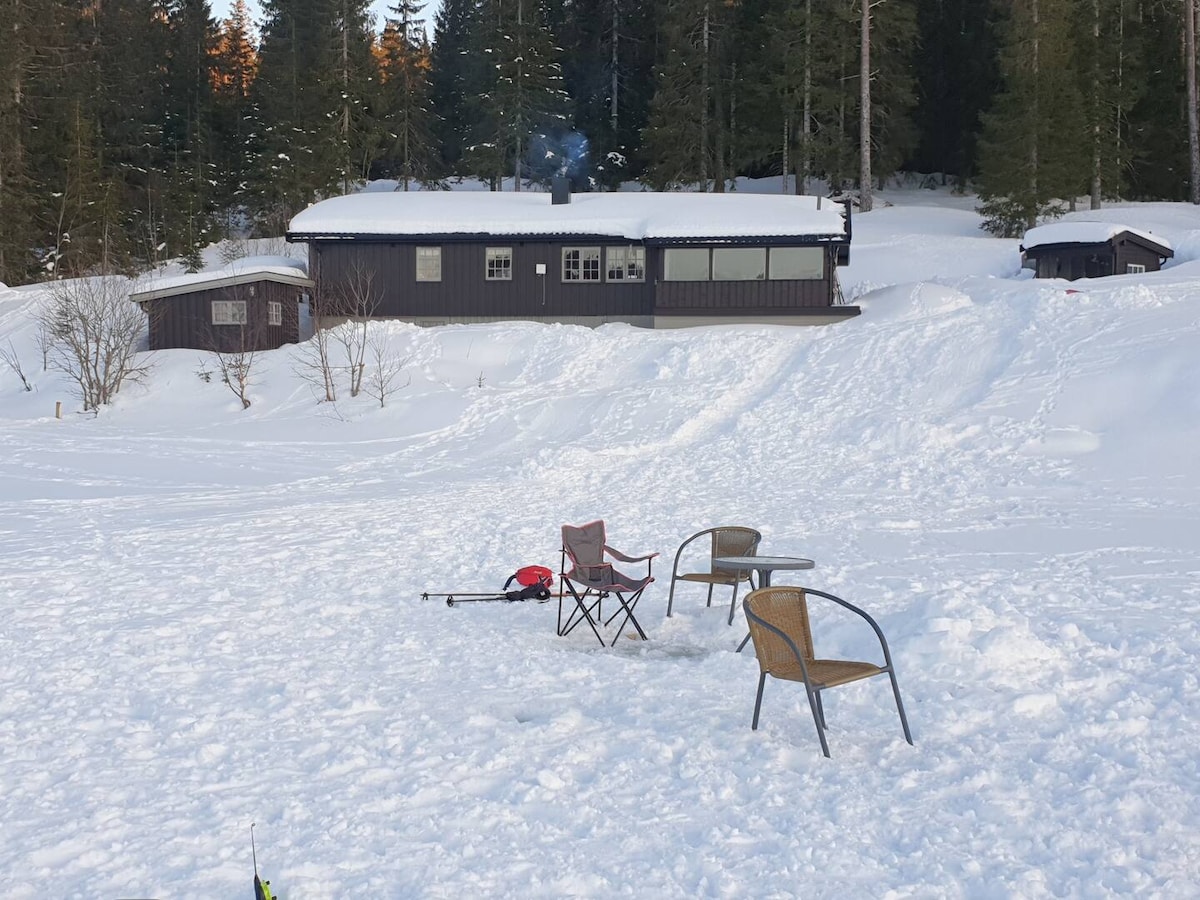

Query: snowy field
<box><xmin>2</xmin><ymin>185</ymin><xmax>1199</xmax><ymax>898</ymax></box>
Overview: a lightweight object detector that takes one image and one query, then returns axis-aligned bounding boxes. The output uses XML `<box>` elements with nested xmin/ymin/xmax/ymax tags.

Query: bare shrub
<box><xmin>295</xmin><ymin>260</ymin><xmax>381</xmax><ymax>402</ymax></box>
<box><xmin>0</xmin><ymin>341</ymin><xmax>33</xmax><ymax>391</ymax></box>
<box><xmin>363</xmin><ymin>329</ymin><xmax>410</xmax><ymax>408</ymax></box>
<box><xmin>37</xmin><ymin>276</ymin><xmax>152</xmax><ymax>412</ymax></box>
<box><xmin>205</xmin><ymin>288</ymin><xmax>266</xmax><ymax>410</ymax></box>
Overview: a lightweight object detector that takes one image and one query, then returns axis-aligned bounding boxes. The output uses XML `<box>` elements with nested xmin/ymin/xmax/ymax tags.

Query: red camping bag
<box><xmin>506</xmin><ymin>565</ymin><xmax>554</xmax><ymax>590</ymax></box>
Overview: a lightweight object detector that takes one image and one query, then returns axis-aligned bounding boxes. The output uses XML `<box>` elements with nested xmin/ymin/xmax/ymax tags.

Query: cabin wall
<box><xmin>144</xmin><ymin>281</ymin><xmax>303</xmax><ymax>352</ymax></box>
<box><xmin>311</xmin><ymin>240</ymin><xmax>845</xmax><ymax>325</ymax></box>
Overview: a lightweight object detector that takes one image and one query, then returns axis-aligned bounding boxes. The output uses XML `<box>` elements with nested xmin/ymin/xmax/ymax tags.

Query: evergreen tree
<box><xmin>0</xmin><ymin>0</ymin><xmax>37</xmax><ymax>283</ymax></box>
<box><xmin>250</xmin><ymin>0</ymin><xmax>378</xmax><ymax>232</ymax></box>
<box><xmin>211</xmin><ymin>0</ymin><xmax>260</xmax><ymax>219</ymax></box>
<box><xmin>428</xmin><ymin>0</ymin><xmax>487</xmax><ymax>174</ymax></box>
<box><xmin>378</xmin><ymin>1</ymin><xmax>437</xmax><ymax>188</ymax></box>
<box><xmin>466</xmin><ymin>0</ymin><xmax>571</xmax><ymax>189</ymax></box>
<box><xmin>1124</xmin><ymin>0</ymin><xmax>1190</xmax><ymax>200</ymax></box>
<box><xmin>642</xmin><ymin>0</ymin><xmax>728</xmax><ymax>189</ymax></box>
<box><xmin>910</xmin><ymin>0</ymin><xmax>998</xmax><ymax>185</ymax></box>
<box><xmin>975</xmin><ymin>0</ymin><xmax>1087</xmax><ymax>235</ymax></box>
<box><xmin>161</xmin><ymin>0</ymin><xmax>221</xmax><ymax>269</ymax></box>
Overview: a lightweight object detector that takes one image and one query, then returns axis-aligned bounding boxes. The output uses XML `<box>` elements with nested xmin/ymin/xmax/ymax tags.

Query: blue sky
<box><xmin>211</xmin><ymin>0</ymin><xmax>437</xmax><ymax>32</ymax></box>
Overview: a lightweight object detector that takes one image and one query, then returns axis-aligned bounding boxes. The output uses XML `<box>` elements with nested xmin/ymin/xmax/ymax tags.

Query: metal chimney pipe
<box><xmin>551</xmin><ymin>176</ymin><xmax>571</xmax><ymax>205</ymax></box>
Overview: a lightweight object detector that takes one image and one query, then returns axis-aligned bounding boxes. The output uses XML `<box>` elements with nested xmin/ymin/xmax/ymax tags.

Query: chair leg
<box><xmin>705</xmin><ymin>584</ymin><xmax>714</xmax><ymax>608</ymax></box>
<box><xmin>805</xmin><ymin>685</ymin><xmax>831</xmax><ymax>758</ymax></box>
<box><xmin>814</xmin><ymin>691</ymin><xmax>827</xmax><ymax>729</ymax></box>
<box><xmin>727</xmin><ymin>580</ymin><xmax>741</xmax><ymax>626</ymax></box>
<box><xmin>751</xmin><ymin>671</ymin><xmax>767</xmax><ymax>730</ymax></box>
<box><xmin>604</xmin><ymin>590</ymin><xmax>648</xmax><ymax>644</ymax></box>
<box><xmin>666</xmin><ymin>577</ymin><xmax>678</xmax><ymax>618</ymax></box>
<box><xmin>888</xmin><ymin>670</ymin><xmax>914</xmax><ymax>746</ymax></box>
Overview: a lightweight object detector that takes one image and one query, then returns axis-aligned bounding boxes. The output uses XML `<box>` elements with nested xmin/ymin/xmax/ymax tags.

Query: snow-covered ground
<box><xmin>1</xmin><ymin>189</ymin><xmax>1199</xmax><ymax>898</ymax></box>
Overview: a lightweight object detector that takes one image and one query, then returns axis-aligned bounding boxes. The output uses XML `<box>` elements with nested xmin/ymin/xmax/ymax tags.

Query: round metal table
<box><xmin>714</xmin><ymin>556</ymin><xmax>816</xmax><ymax>653</ymax></box>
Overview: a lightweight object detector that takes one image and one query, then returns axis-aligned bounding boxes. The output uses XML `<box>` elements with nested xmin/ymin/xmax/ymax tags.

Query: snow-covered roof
<box><xmin>129</xmin><ymin>256</ymin><xmax>312</xmax><ymax>302</ymax></box>
<box><xmin>1021</xmin><ymin>221</ymin><xmax>1173</xmax><ymax>253</ymax></box>
<box><xmin>287</xmin><ymin>191</ymin><xmax>848</xmax><ymax>241</ymax></box>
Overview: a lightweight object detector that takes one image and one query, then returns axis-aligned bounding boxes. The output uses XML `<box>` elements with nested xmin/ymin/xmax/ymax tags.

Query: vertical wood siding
<box><xmin>313</xmin><ymin>240</ymin><xmax>841</xmax><ymax>322</ymax></box>
<box><xmin>145</xmin><ymin>280</ymin><xmax>303</xmax><ymax>351</ymax></box>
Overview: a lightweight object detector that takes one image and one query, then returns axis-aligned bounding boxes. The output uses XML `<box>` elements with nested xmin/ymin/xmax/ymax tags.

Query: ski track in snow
<box><xmin>2</xmin><ymin>198</ymin><xmax>1200</xmax><ymax>898</ymax></box>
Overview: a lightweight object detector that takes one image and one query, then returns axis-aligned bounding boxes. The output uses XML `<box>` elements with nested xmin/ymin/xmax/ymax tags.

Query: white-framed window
<box><xmin>663</xmin><ymin>248</ymin><xmax>710</xmax><ymax>281</ymax></box>
<box><xmin>268</xmin><ymin>301</ymin><xmax>282</xmax><ymax>326</ymax></box>
<box><xmin>211</xmin><ymin>300</ymin><xmax>247</xmax><ymax>325</ymax></box>
<box><xmin>486</xmin><ymin>247</ymin><xmax>513</xmax><ymax>280</ymax></box>
<box><xmin>769</xmin><ymin>247</ymin><xmax>825</xmax><ymax>280</ymax></box>
<box><xmin>713</xmin><ymin>247</ymin><xmax>766</xmax><ymax>281</ymax></box>
<box><xmin>562</xmin><ymin>247</ymin><xmax>601</xmax><ymax>282</ymax></box>
<box><xmin>416</xmin><ymin>246</ymin><xmax>441</xmax><ymax>282</ymax></box>
<box><xmin>606</xmin><ymin>246</ymin><xmax>646</xmax><ymax>282</ymax></box>
<box><xmin>1126</xmin><ymin>263</ymin><xmax>1146</xmax><ymax>274</ymax></box>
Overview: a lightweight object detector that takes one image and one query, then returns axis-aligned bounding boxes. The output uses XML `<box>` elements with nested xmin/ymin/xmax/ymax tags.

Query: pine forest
<box><xmin>0</xmin><ymin>0</ymin><xmax>1197</xmax><ymax>285</ymax></box>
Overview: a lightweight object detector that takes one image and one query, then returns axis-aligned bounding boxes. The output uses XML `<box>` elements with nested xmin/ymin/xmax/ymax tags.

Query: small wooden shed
<box><xmin>130</xmin><ymin>257</ymin><xmax>313</xmax><ymax>352</ymax></box>
<box><xmin>1020</xmin><ymin>223</ymin><xmax>1173</xmax><ymax>281</ymax></box>
<box><xmin>285</xmin><ymin>188</ymin><xmax>857</xmax><ymax>328</ymax></box>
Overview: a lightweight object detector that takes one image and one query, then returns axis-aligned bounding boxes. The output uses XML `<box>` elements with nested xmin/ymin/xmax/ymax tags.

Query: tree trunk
<box><xmin>1090</xmin><ymin>0</ymin><xmax>1102</xmax><ymax>209</ymax></box>
<box><xmin>701</xmin><ymin>1</ymin><xmax>710</xmax><ymax>190</ymax></box>
<box><xmin>610</xmin><ymin>0</ymin><xmax>619</xmax><ymax>134</ymax></box>
<box><xmin>1187</xmin><ymin>0</ymin><xmax>1199</xmax><ymax>203</ymax></box>
<box><xmin>859</xmin><ymin>0</ymin><xmax>873</xmax><ymax>212</ymax></box>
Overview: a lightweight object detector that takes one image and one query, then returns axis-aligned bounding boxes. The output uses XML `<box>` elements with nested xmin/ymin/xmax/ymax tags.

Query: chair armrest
<box><xmin>604</xmin><ymin>545</ymin><xmax>659</xmax><ymax>564</ymax></box>
<box><xmin>804</xmin><ymin>588</ymin><xmax>899</xmax><ymax>671</ymax></box>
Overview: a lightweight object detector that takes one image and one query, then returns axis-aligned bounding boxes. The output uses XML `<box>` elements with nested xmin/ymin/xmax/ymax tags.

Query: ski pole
<box><xmin>252</xmin><ymin>823</ymin><xmax>273</xmax><ymax>900</ymax></box>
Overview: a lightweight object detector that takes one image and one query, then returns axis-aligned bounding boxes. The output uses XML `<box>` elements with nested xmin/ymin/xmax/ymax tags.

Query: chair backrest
<box><xmin>710</xmin><ymin>527</ymin><xmax>761</xmax><ymax>562</ymax></box>
<box><xmin>562</xmin><ymin>520</ymin><xmax>606</xmax><ymax>568</ymax></box>
<box><xmin>744</xmin><ymin>588</ymin><xmax>815</xmax><ymax>674</ymax></box>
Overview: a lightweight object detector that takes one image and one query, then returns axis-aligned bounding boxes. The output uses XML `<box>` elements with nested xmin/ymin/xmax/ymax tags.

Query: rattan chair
<box><xmin>743</xmin><ymin>586</ymin><xmax>913</xmax><ymax>757</ymax></box>
<box><xmin>559</xmin><ymin>520</ymin><xmax>658</xmax><ymax>647</ymax></box>
<box><xmin>665</xmin><ymin>526</ymin><xmax>762</xmax><ymax>624</ymax></box>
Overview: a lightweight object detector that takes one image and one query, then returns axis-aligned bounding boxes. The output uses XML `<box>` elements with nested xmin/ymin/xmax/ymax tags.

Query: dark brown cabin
<box><xmin>130</xmin><ymin>259</ymin><xmax>313</xmax><ymax>352</ymax></box>
<box><xmin>286</xmin><ymin>188</ymin><xmax>857</xmax><ymax>328</ymax></box>
<box><xmin>1020</xmin><ymin>224</ymin><xmax>1173</xmax><ymax>281</ymax></box>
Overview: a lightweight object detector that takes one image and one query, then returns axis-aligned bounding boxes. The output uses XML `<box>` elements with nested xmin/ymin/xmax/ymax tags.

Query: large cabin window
<box><xmin>416</xmin><ymin>246</ymin><xmax>442</xmax><ymax>282</ymax></box>
<box><xmin>606</xmin><ymin>246</ymin><xmax>646</xmax><ymax>282</ymax></box>
<box><xmin>663</xmin><ymin>248</ymin><xmax>710</xmax><ymax>281</ymax></box>
<box><xmin>1126</xmin><ymin>263</ymin><xmax>1146</xmax><ymax>274</ymax></box>
<box><xmin>713</xmin><ymin>247</ymin><xmax>766</xmax><ymax>281</ymax></box>
<box><xmin>486</xmin><ymin>247</ymin><xmax>512</xmax><ymax>281</ymax></box>
<box><xmin>768</xmin><ymin>247</ymin><xmax>824</xmax><ymax>280</ymax></box>
<box><xmin>212</xmin><ymin>300</ymin><xmax>247</xmax><ymax>325</ymax></box>
<box><xmin>562</xmin><ymin>247</ymin><xmax>601</xmax><ymax>282</ymax></box>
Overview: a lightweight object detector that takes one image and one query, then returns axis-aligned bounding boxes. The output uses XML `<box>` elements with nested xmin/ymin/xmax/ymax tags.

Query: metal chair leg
<box><xmin>751</xmin><ymin>672</ymin><xmax>767</xmax><ymax>730</ymax></box>
<box><xmin>666</xmin><ymin>577</ymin><xmax>678</xmax><ymax>617</ymax></box>
<box><xmin>888</xmin><ymin>670</ymin><xmax>914</xmax><ymax>745</ymax></box>
<box><xmin>727</xmin><ymin>580</ymin><xmax>741</xmax><ymax>626</ymax></box>
<box><xmin>705</xmin><ymin>583</ymin><xmax>714</xmax><ymax>608</ymax></box>
<box><xmin>814</xmin><ymin>691</ymin><xmax>827</xmax><ymax>729</ymax></box>
<box><xmin>805</xmin><ymin>685</ymin><xmax>831</xmax><ymax>758</ymax></box>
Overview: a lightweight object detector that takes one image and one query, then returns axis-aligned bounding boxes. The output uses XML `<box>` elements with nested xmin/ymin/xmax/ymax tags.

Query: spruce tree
<box><xmin>466</xmin><ymin>0</ymin><xmax>571</xmax><ymax>189</ymax></box>
<box><xmin>211</xmin><ymin>0</ymin><xmax>260</xmax><ymax>221</ymax></box>
<box><xmin>976</xmin><ymin>0</ymin><xmax>1087</xmax><ymax>236</ymax></box>
<box><xmin>379</xmin><ymin>0</ymin><xmax>437</xmax><ymax>188</ymax></box>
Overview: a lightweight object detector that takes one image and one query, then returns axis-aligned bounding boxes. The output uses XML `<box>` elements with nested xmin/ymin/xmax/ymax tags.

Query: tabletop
<box><xmin>714</xmin><ymin>555</ymin><xmax>815</xmax><ymax>569</ymax></box>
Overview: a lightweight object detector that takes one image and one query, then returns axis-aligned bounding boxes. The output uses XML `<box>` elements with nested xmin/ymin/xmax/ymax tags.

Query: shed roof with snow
<box><xmin>1020</xmin><ymin>222</ymin><xmax>1173</xmax><ymax>256</ymax></box>
<box><xmin>129</xmin><ymin>256</ymin><xmax>312</xmax><ymax>304</ymax></box>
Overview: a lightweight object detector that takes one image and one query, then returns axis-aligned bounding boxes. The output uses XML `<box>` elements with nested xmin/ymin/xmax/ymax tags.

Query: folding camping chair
<box><xmin>559</xmin><ymin>520</ymin><xmax>658</xmax><ymax>647</ymax></box>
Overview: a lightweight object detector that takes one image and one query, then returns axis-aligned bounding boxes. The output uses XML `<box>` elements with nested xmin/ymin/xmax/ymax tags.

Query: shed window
<box><xmin>606</xmin><ymin>246</ymin><xmax>646</xmax><ymax>282</ymax></box>
<box><xmin>268</xmin><ymin>301</ymin><xmax>282</xmax><ymax>326</ymax></box>
<box><xmin>713</xmin><ymin>247</ymin><xmax>766</xmax><ymax>281</ymax></box>
<box><xmin>769</xmin><ymin>247</ymin><xmax>824</xmax><ymax>280</ymax></box>
<box><xmin>563</xmin><ymin>247</ymin><xmax>601</xmax><ymax>282</ymax></box>
<box><xmin>212</xmin><ymin>300</ymin><xmax>247</xmax><ymax>325</ymax></box>
<box><xmin>1126</xmin><ymin>263</ymin><xmax>1146</xmax><ymax>274</ymax></box>
<box><xmin>486</xmin><ymin>247</ymin><xmax>513</xmax><ymax>280</ymax></box>
<box><xmin>416</xmin><ymin>246</ymin><xmax>441</xmax><ymax>282</ymax></box>
<box><xmin>663</xmin><ymin>248</ymin><xmax>710</xmax><ymax>281</ymax></box>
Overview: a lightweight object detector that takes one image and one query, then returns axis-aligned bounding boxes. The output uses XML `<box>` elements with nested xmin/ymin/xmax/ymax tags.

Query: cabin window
<box><xmin>713</xmin><ymin>247</ymin><xmax>766</xmax><ymax>281</ymax></box>
<box><xmin>416</xmin><ymin>246</ymin><xmax>442</xmax><ymax>281</ymax></box>
<box><xmin>211</xmin><ymin>300</ymin><xmax>247</xmax><ymax>325</ymax></box>
<box><xmin>769</xmin><ymin>247</ymin><xmax>824</xmax><ymax>280</ymax></box>
<box><xmin>663</xmin><ymin>248</ymin><xmax>710</xmax><ymax>281</ymax></box>
<box><xmin>563</xmin><ymin>247</ymin><xmax>601</xmax><ymax>282</ymax></box>
<box><xmin>606</xmin><ymin>246</ymin><xmax>646</xmax><ymax>282</ymax></box>
<box><xmin>1126</xmin><ymin>263</ymin><xmax>1146</xmax><ymax>274</ymax></box>
<box><xmin>268</xmin><ymin>301</ymin><xmax>282</xmax><ymax>326</ymax></box>
<box><xmin>486</xmin><ymin>247</ymin><xmax>513</xmax><ymax>281</ymax></box>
